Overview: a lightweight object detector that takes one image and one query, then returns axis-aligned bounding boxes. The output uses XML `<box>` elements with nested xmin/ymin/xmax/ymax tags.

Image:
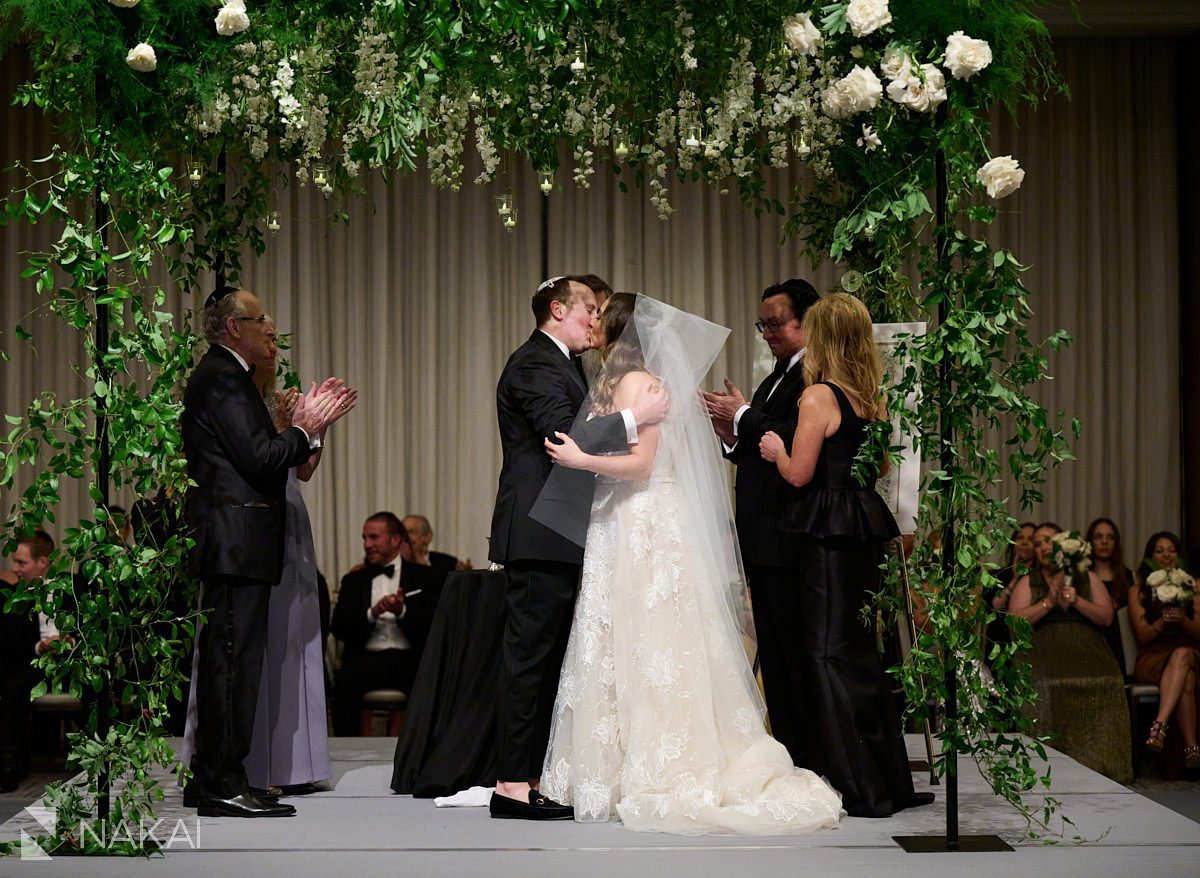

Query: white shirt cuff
<box><xmin>732</xmin><ymin>404</ymin><xmax>750</xmax><ymax>437</ymax></box>
<box><xmin>722</xmin><ymin>440</ymin><xmax>737</xmax><ymax>454</ymax></box>
<box><xmin>366</xmin><ymin>608</ymin><xmax>376</xmax><ymax>623</ymax></box>
<box><xmin>620</xmin><ymin>409</ymin><xmax>639</xmax><ymax>445</ymax></box>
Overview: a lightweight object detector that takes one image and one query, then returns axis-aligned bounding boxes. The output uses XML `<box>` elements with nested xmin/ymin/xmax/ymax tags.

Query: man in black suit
<box><xmin>703</xmin><ymin>279</ymin><xmax>820</xmax><ymax>767</ymax></box>
<box><xmin>488</xmin><ymin>276</ymin><xmax>668</xmax><ymax>820</ymax></box>
<box><xmin>183</xmin><ymin>287</ymin><xmax>351</xmax><ymax>818</ymax></box>
<box><xmin>0</xmin><ymin>568</ymin><xmax>39</xmax><ymax>791</ymax></box>
<box><xmin>331</xmin><ymin>512</ymin><xmax>443</xmax><ymax>735</ymax></box>
<box><xmin>402</xmin><ymin>514</ymin><xmax>459</xmax><ymax>581</ymax></box>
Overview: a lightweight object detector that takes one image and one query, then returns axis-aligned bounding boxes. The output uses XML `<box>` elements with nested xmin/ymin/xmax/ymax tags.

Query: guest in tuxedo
<box><xmin>702</xmin><ymin>278</ymin><xmax>819</xmax><ymax>767</ymax></box>
<box><xmin>488</xmin><ymin>276</ymin><xmax>667</xmax><ymax>820</ymax></box>
<box><xmin>331</xmin><ymin>512</ymin><xmax>443</xmax><ymax>736</ymax></box>
<box><xmin>403</xmin><ymin>514</ymin><xmax>459</xmax><ymax>581</ymax></box>
<box><xmin>572</xmin><ymin>273</ymin><xmax>613</xmax><ymax>387</ymax></box>
<box><xmin>182</xmin><ymin>286</ymin><xmax>351</xmax><ymax>818</ymax></box>
<box><xmin>759</xmin><ymin>293</ymin><xmax>933</xmax><ymax>817</ymax></box>
<box><xmin>0</xmin><ymin>568</ymin><xmax>39</xmax><ymax>791</ymax></box>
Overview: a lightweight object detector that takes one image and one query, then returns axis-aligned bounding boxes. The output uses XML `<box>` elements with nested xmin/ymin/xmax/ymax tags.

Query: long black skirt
<box><xmin>794</xmin><ymin>535</ymin><xmax>917</xmax><ymax>817</ymax></box>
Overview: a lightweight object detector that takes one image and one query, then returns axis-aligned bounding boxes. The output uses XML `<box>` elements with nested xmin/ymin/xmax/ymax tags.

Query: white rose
<box><xmin>126</xmin><ymin>42</ymin><xmax>157</xmax><ymax>73</ymax></box>
<box><xmin>880</xmin><ymin>48</ymin><xmax>911</xmax><ymax>80</ymax></box>
<box><xmin>1064</xmin><ymin>538</ymin><xmax>1082</xmax><ymax>554</ymax></box>
<box><xmin>109</xmin><ymin>0</ymin><xmax>141</xmax><ymax>7</ymax></box>
<box><xmin>976</xmin><ymin>155</ymin><xmax>1025</xmax><ymax>199</ymax></box>
<box><xmin>1156</xmin><ymin>583</ymin><xmax>1182</xmax><ymax>604</ymax></box>
<box><xmin>821</xmin><ymin>65</ymin><xmax>882</xmax><ymax>120</ymax></box>
<box><xmin>846</xmin><ymin>0</ymin><xmax>892</xmax><ymax>38</ymax></box>
<box><xmin>782</xmin><ymin>13</ymin><xmax>822</xmax><ymax>56</ymax></box>
<box><xmin>945</xmin><ymin>31</ymin><xmax>993</xmax><ymax>81</ymax></box>
<box><xmin>886</xmin><ymin>62</ymin><xmax>947</xmax><ymax>113</ymax></box>
<box><xmin>1146</xmin><ymin>569</ymin><xmax>1168</xmax><ymax>588</ymax></box>
<box><xmin>215</xmin><ymin>0</ymin><xmax>251</xmax><ymax>37</ymax></box>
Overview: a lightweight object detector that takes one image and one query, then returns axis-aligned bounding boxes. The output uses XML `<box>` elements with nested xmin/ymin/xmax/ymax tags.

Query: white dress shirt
<box><xmin>539</xmin><ymin>330</ymin><xmax>638</xmax><ymax>443</ymax></box>
<box><xmin>365</xmin><ymin>560</ymin><xmax>412</xmax><ymax>652</ymax></box>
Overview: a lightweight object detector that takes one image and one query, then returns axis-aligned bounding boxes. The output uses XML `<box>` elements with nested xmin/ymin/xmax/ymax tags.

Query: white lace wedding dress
<box><xmin>541</xmin><ymin>470</ymin><xmax>844</xmax><ymax>835</ymax></box>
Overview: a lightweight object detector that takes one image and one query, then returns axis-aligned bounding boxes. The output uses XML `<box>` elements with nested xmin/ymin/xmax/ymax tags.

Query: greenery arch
<box><xmin>0</xmin><ymin>0</ymin><xmax>1076</xmax><ymax>854</ymax></box>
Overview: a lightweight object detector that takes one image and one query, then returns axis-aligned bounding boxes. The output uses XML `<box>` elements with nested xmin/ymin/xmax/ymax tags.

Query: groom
<box><xmin>488</xmin><ymin>276</ymin><xmax>667</xmax><ymax>820</ymax></box>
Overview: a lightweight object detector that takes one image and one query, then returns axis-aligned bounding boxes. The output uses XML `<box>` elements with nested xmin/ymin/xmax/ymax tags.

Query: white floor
<box><xmin>1</xmin><ymin>736</ymin><xmax>1199</xmax><ymax>877</ymax></box>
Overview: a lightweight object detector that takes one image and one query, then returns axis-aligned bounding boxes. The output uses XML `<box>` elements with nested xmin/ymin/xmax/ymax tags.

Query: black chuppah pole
<box><xmin>893</xmin><ymin>105</ymin><xmax>1011</xmax><ymax>855</ymax></box>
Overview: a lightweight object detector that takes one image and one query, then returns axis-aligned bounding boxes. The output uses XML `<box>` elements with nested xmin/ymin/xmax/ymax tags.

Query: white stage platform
<box><xmin>1</xmin><ymin>735</ymin><xmax>1198</xmax><ymax>877</ymax></box>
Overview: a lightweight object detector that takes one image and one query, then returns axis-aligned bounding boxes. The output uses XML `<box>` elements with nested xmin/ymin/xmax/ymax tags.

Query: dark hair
<box><xmin>1139</xmin><ymin>531</ymin><xmax>1186</xmax><ymax>576</ymax></box>
<box><xmin>1036</xmin><ymin>521</ymin><xmax>1063</xmax><ymax>534</ymax></box>
<box><xmin>762</xmin><ymin>278</ymin><xmax>820</xmax><ymax>325</ymax></box>
<box><xmin>531</xmin><ymin>277</ymin><xmax>579</xmax><ymax>326</ymax></box>
<box><xmin>366</xmin><ymin>511</ymin><xmax>410</xmax><ymax>545</ymax></box>
<box><xmin>592</xmin><ymin>293</ymin><xmax>642</xmax><ymax>413</ymax></box>
<box><xmin>1004</xmin><ymin>521</ymin><xmax>1038</xmax><ymax>570</ymax></box>
<box><xmin>18</xmin><ymin>529</ymin><xmax>55</xmax><ymax>559</ymax></box>
<box><xmin>1085</xmin><ymin>517</ymin><xmax>1132</xmax><ymax>606</ymax></box>
<box><xmin>570</xmin><ymin>274</ymin><xmax>613</xmax><ymax>300</ymax></box>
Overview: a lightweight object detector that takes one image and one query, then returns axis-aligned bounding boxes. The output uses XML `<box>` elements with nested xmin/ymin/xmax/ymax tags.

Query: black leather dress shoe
<box><xmin>197</xmin><ymin>792</ymin><xmax>296</xmax><ymax>818</ymax></box>
<box><xmin>279</xmin><ymin>782</ymin><xmax>322</xmax><ymax>796</ymax></box>
<box><xmin>250</xmin><ymin>786</ymin><xmax>283</xmax><ymax>801</ymax></box>
<box><xmin>489</xmin><ymin>790</ymin><xmax>574</xmax><ymax>821</ymax></box>
<box><xmin>182</xmin><ymin>783</ymin><xmax>200</xmax><ymax>809</ymax></box>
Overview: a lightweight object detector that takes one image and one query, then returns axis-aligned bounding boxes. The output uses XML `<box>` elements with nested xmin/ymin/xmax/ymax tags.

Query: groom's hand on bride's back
<box><xmin>630</xmin><ymin>380</ymin><xmax>669</xmax><ymax>427</ymax></box>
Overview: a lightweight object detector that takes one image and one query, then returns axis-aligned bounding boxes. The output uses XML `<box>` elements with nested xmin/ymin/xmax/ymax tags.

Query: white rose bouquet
<box><xmin>1050</xmin><ymin>530</ymin><xmax>1091</xmax><ymax>576</ymax></box>
<box><xmin>1146</xmin><ymin>568</ymin><xmax>1197</xmax><ymax>607</ymax></box>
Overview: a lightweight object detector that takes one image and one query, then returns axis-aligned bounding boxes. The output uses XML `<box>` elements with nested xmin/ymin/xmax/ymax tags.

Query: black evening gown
<box><xmin>781</xmin><ymin>381</ymin><xmax>915</xmax><ymax>818</ymax></box>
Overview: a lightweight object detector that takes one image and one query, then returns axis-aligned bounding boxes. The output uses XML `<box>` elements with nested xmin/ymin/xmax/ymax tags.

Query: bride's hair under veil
<box><xmin>590</xmin><ymin>292</ymin><xmax>644</xmax><ymax>415</ymax></box>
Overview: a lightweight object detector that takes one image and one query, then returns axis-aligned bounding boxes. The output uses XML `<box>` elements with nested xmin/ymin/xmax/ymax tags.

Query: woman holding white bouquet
<box><xmin>1129</xmin><ymin>532</ymin><xmax>1200</xmax><ymax>767</ymax></box>
<box><xmin>1009</xmin><ymin>522</ymin><xmax>1132</xmax><ymax>781</ymax></box>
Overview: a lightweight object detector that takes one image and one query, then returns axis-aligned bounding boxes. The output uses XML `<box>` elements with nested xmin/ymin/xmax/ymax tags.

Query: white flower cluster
<box><xmin>945</xmin><ymin>30</ymin><xmax>992</xmax><ymax>80</ymax></box>
<box><xmin>676</xmin><ymin>5</ymin><xmax>698</xmax><ymax>71</ymax></box>
<box><xmin>425</xmin><ymin>92</ymin><xmax>469</xmax><ymax>190</ymax></box>
<box><xmin>109</xmin><ymin>0</ymin><xmax>140</xmax><ymax>7</ymax></box>
<box><xmin>473</xmin><ymin>119</ymin><xmax>499</xmax><ymax>185</ymax></box>
<box><xmin>648</xmin><ymin>107</ymin><xmax>677</xmax><ymax>218</ymax></box>
<box><xmin>821</xmin><ymin>64</ymin><xmax>881</xmax><ymax>119</ymax></box>
<box><xmin>1146</xmin><ymin>568</ymin><xmax>1196</xmax><ymax>607</ymax></box>
<box><xmin>126</xmin><ymin>42</ymin><xmax>156</xmax><ymax>73</ymax></box>
<box><xmin>885</xmin><ymin>61</ymin><xmax>946</xmax><ymax>113</ymax></box>
<box><xmin>782</xmin><ymin>13</ymin><xmax>822</xmax><ymax>56</ymax></box>
<box><xmin>1050</xmin><ymin>531</ymin><xmax>1092</xmax><ymax>575</ymax></box>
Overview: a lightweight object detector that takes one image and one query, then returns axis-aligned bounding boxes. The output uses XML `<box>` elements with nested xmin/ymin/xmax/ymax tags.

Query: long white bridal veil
<box><xmin>532</xmin><ymin>294</ymin><xmax>757</xmax><ymax>647</ymax></box>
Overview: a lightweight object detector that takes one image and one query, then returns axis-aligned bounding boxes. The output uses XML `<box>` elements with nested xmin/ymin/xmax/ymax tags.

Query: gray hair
<box><xmin>202</xmin><ymin>291</ymin><xmax>247</xmax><ymax>343</ymax></box>
<box><xmin>404</xmin><ymin>514</ymin><xmax>433</xmax><ymax>536</ymax></box>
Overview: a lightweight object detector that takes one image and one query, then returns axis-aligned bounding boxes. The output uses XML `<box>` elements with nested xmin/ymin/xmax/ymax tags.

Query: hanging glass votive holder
<box><xmin>266</xmin><ymin>211</ymin><xmax>281</xmax><ymax>235</ymax></box>
<box><xmin>539</xmin><ymin>171</ymin><xmax>554</xmax><ymax>195</ymax></box>
<box><xmin>864</xmin><ymin>220</ymin><xmax>877</xmax><ymax>240</ymax></box>
<box><xmin>188</xmin><ymin>161</ymin><xmax>204</xmax><ymax>183</ymax></box>
<box><xmin>495</xmin><ymin>193</ymin><xmax>513</xmax><ymax>217</ymax></box>
<box><xmin>791</xmin><ymin>130</ymin><xmax>811</xmax><ymax>157</ymax></box>
<box><xmin>613</xmin><ymin>139</ymin><xmax>630</xmax><ymax>161</ymax></box>
<box><xmin>312</xmin><ymin>163</ymin><xmax>329</xmax><ymax>186</ymax></box>
<box><xmin>503</xmin><ymin>208</ymin><xmax>519</xmax><ymax>231</ymax></box>
<box><xmin>683</xmin><ymin>125</ymin><xmax>702</xmax><ymax>149</ymax></box>
<box><xmin>570</xmin><ymin>54</ymin><xmax>586</xmax><ymax>74</ymax></box>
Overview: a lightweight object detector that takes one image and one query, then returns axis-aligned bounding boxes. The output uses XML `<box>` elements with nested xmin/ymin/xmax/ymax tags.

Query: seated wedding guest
<box><xmin>402</xmin><ymin>514</ymin><xmax>458</xmax><ymax>581</ymax></box>
<box><xmin>331</xmin><ymin>512</ymin><xmax>443</xmax><ymax>736</ymax></box>
<box><xmin>1129</xmin><ymin>531</ymin><xmax>1200</xmax><ymax>767</ymax></box>
<box><xmin>0</xmin><ymin>568</ymin><xmax>39</xmax><ymax>791</ymax></box>
<box><xmin>11</xmin><ymin>531</ymin><xmax>69</xmax><ymax>657</ymax></box>
<box><xmin>987</xmin><ymin>522</ymin><xmax>1036</xmax><ymax>657</ymax></box>
<box><xmin>1087</xmin><ymin>517</ymin><xmax>1135</xmax><ymax>662</ymax></box>
<box><xmin>571</xmin><ymin>273</ymin><xmax>613</xmax><ymax>386</ymax></box>
<box><xmin>1009</xmin><ymin>522</ymin><xmax>1132</xmax><ymax>781</ymax></box>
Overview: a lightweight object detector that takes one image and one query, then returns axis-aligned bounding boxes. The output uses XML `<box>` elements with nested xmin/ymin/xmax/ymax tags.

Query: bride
<box><xmin>531</xmin><ymin>293</ymin><xmax>843</xmax><ymax>835</ymax></box>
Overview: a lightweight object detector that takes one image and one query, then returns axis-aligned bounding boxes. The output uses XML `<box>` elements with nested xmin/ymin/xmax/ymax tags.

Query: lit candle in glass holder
<box><xmin>683</xmin><ymin>125</ymin><xmax>702</xmax><ymax>149</ymax></box>
<box><xmin>495</xmin><ymin>193</ymin><xmax>513</xmax><ymax>217</ymax></box>
<box><xmin>504</xmin><ymin>208</ymin><xmax>519</xmax><ymax>231</ymax></box>
<box><xmin>570</xmin><ymin>55</ymin><xmax>585</xmax><ymax>73</ymax></box>
<box><xmin>539</xmin><ymin>171</ymin><xmax>554</xmax><ymax>194</ymax></box>
<box><xmin>266</xmin><ymin>211</ymin><xmax>280</xmax><ymax>234</ymax></box>
<box><xmin>614</xmin><ymin>140</ymin><xmax>629</xmax><ymax>160</ymax></box>
<box><xmin>791</xmin><ymin>131</ymin><xmax>811</xmax><ymax>157</ymax></box>
<box><xmin>312</xmin><ymin>163</ymin><xmax>329</xmax><ymax>186</ymax></box>
<box><xmin>188</xmin><ymin>162</ymin><xmax>203</xmax><ymax>183</ymax></box>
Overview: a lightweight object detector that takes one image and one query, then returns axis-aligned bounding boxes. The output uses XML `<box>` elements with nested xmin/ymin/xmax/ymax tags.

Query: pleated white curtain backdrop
<box><xmin>0</xmin><ymin>38</ymin><xmax>1183</xmax><ymax>586</ymax></box>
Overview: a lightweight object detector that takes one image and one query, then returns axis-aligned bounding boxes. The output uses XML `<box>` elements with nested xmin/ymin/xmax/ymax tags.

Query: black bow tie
<box><xmin>772</xmin><ymin>359</ymin><xmax>790</xmax><ymax>380</ymax></box>
<box><xmin>378</xmin><ymin>564</ymin><xmax>396</xmax><ymax>578</ymax></box>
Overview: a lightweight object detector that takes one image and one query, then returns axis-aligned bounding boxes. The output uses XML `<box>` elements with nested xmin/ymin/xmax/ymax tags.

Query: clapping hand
<box><xmin>371</xmin><ymin>590</ymin><xmax>404</xmax><ymax>619</ymax></box>
<box><xmin>759</xmin><ymin>431</ymin><xmax>785</xmax><ymax>462</ymax></box>
<box><xmin>702</xmin><ymin>379</ymin><xmax>747</xmax><ymax>422</ymax></box>
<box><xmin>545</xmin><ymin>432</ymin><xmax>588</xmax><ymax>469</ymax></box>
<box><xmin>293</xmin><ymin>379</ymin><xmax>357</xmax><ymax>435</ymax></box>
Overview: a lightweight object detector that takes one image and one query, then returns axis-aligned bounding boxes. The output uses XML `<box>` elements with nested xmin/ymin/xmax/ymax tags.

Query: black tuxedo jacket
<box><xmin>331</xmin><ymin>562</ymin><xmax>444</xmax><ymax>662</ymax></box>
<box><xmin>427</xmin><ymin>551</ymin><xmax>458</xmax><ymax>581</ymax></box>
<box><xmin>724</xmin><ymin>359</ymin><xmax>806</xmax><ymax>567</ymax></box>
<box><xmin>182</xmin><ymin>346</ymin><xmax>312</xmax><ymax>584</ymax></box>
<box><xmin>488</xmin><ymin>331</ymin><xmax>627</xmax><ymax>566</ymax></box>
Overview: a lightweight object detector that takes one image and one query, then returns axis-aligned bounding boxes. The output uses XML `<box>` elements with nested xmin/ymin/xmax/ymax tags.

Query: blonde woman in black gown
<box><xmin>759</xmin><ymin>293</ymin><xmax>933</xmax><ymax>818</ymax></box>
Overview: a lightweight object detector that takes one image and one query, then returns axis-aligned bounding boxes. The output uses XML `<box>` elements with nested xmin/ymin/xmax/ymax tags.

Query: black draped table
<box><xmin>390</xmin><ymin>569</ymin><xmax>506</xmax><ymax>797</ymax></box>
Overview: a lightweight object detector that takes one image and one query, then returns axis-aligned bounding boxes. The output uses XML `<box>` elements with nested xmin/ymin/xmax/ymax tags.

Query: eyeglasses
<box><xmin>755</xmin><ymin>317</ymin><xmax>796</xmax><ymax>335</ymax></box>
<box><xmin>235</xmin><ymin>315</ymin><xmax>268</xmax><ymax>324</ymax></box>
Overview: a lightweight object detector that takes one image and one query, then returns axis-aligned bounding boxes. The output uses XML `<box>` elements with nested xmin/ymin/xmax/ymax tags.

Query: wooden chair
<box><xmin>360</xmin><ymin>689</ymin><xmax>407</xmax><ymax>737</ymax></box>
<box><xmin>1117</xmin><ymin>606</ymin><xmax>1160</xmax><ymax>778</ymax></box>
